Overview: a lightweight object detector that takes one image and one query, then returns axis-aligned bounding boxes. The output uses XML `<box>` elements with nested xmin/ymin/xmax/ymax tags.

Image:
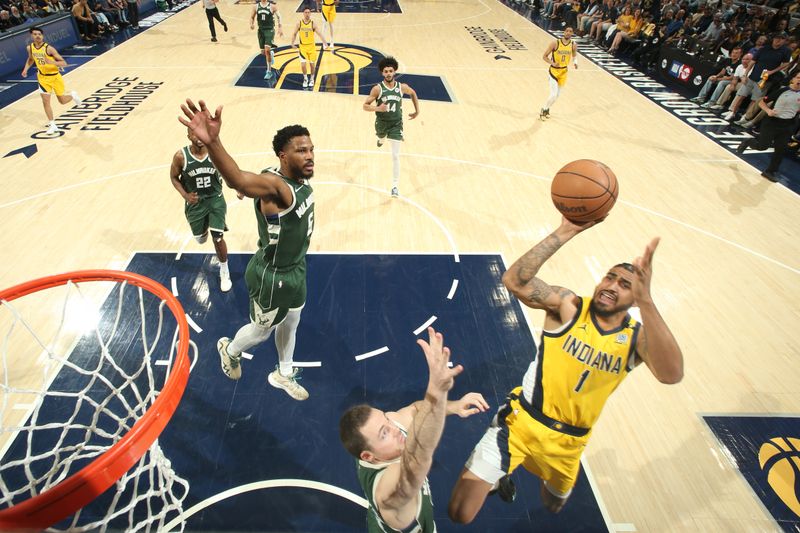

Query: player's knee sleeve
<box><xmin>195</xmin><ymin>232</ymin><xmax>209</xmax><ymax>244</ymax></box>
<box><xmin>210</xmin><ymin>230</ymin><xmax>224</xmax><ymax>242</ymax></box>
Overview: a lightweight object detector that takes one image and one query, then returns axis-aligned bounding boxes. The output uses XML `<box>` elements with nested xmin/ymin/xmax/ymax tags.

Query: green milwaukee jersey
<box><xmin>376</xmin><ymin>81</ymin><xmax>403</xmax><ymax>124</ymax></box>
<box><xmin>256</xmin><ymin>2</ymin><xmax>275</xmax><ymax>29</ymax></box>
<box><xmin>356</xmin><ymin>423</ymin><xmax>436</xmax><ymax>533</ymax></box>
<box><xmin>255</xmin><ymin>168</ymin><xmax>314</xmax><ymax>270</ymax></box>
<box><xmin>180</xmin><ymin>146</ymin><xmax>223</xmax><ymax>199</ymax></box>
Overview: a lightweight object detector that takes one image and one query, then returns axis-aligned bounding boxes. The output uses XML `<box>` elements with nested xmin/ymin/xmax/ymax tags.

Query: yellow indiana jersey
<box><xmin>31</xmin><ymin>43</ymin><xmax>59</xmax><ymax>76</ymax></box>
<box><xmin>299</xmin><ymin>19</ymin><xmax>315</xmax><ymax>45</ymax></box>
<box><xmin>520</xmin><ymin>297</ymin><xmax>640</xmax><ymax>429</ymax></box>
<box><xmin>551</xmin><ymin>38</ymin><xmax>573</xmax><ymax>69</ymax></box>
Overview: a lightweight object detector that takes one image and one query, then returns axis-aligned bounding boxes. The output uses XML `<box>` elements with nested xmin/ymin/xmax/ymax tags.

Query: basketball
<box><xmin>550</xmin><ymin>159</ymin><xmax>619</xmax><ymax>223</ymax></box>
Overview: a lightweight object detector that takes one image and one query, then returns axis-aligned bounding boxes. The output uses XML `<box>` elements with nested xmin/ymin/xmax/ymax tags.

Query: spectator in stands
<box><xmin>8</xmin><ymin>4</ymin><xmax>26</xmax><ymax>24</ymax></box>
<box><xmin>126</xmin><ymin>0</ymin><xmax>139</xmax><ymax>29</ymax></box>
<box><xmin>725</xmin><ymin>32</ymin><xmax>792</xmax><ymax>122</ymax></box>
<box><xmin>0</xmin><ymin>9</ymin><xmax>12</xmax><ymax>30</ymax></box>
<box><xmin>609</xmin><ymin>7</ymin><xmax>645</xmax><ymax>52</ymax></box>
<box><xmin>72</xmin><ymin>0</ymin><xmax>98</xmax><ymax>39</ymax></box>
<box><xmin>694</xmin><ymin>4</ymin><xmax>714</xmax><ymax>32</ymax></box>
<box><xmin>632</xmin><ymin>13</ymin><xmax>672</xmax><ymax>68</ymax></box>
<box><xmin>766</xmin><ymin>5</ymin><xmax>791</xmax><ymax>32</ymax></box>
<box><xmin>692</xmin><ymin>46</ymin><xmax>743</xmax><ymax>103</ymax></box>
<box><xmin>21</xmin><ymin>1</ymin><xmax>41</xmax><ymax>18</ymax></box>
<box><xmin>748</xmin><ymin>34</ymin><xmax>768</xmax><ymax>56</ymax></box>
<box><xmin>88</xmin><ymin>0</ymin><xmax>115</xmax><ymax>31</ymax></box>
<box><xmin>661</xmin><ymin>0</ymin><xmax>679</xmax><ymax>20</ymax></box>
<box><xmin>700</xmin><ymin>11</ymin><xmax>725</xmax><ymax>42</ymax></box>
<box><xmin>707</xmin><ymin>51</ymin><xmax>755</xmax><ymax>109</ymax></box>
<box><xmin>578</xmin><ymin>0</ymin><xmax>603</xmax><ymax>35</ymax></box>
<box><xmin>590</xmin><ymin>0</ymin><xmax>621</xmax><ymax>42</ymax></box>
<box><xmin>106</xmin><ymin>0</ymin><xmax>127</xmax><ymax>25</ymax></box>
<box><xmin>720</xmin><ymin>0</ymin><xmax>736</xmax><ymax>21</ymax></box>
<box><xmin>665</xmin><ymin>9</ymin><xmax>686</xmax><ymax>38</ymax></box>
<box><xmin>736</xmin><ymin>27</ymin><xmax>755</xmax><ymax>52</ymax></box>
<box><xmin>603</xmin><ymin>5</ymin><xmax>632</xmax><ymax>47</ymax></box>
<box><xmin>736</xmin><ymin>71</ymin><xmax>800</xmax><ymax>181</ymax></box>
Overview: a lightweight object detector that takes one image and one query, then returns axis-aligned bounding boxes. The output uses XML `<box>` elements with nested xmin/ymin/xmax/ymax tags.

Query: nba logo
<box><xmin>669</xmin><ymin>60</ymin><xmax>683</xmax><ymax>78</ymax></box>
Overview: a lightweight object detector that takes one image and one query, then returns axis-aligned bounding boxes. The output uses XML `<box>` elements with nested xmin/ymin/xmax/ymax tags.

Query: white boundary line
<box><xmin>163</xmin><ymin>478</ymin><xmax>368</xmax><ymax>532</ymax></box>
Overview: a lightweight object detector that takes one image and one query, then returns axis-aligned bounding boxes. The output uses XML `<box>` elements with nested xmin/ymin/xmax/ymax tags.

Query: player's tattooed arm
<box><xmin>502</xmin><ymin>218</ymin><xmax>591</xmax><ymax>314</ymax></box>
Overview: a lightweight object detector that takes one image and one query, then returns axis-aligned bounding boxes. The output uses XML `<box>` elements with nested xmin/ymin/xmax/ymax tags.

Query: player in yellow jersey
<box><xmin>21</xmin><ymin>27</ymin><xmax>82</xmax><ymax>135</ymax></box>
<box><xmin>291</xmin><ymin>8</ymin><xmax>326</xmax><ymax>88</ymax></box>
<box><xmin>448</xmin><ymin>216</ymin><xmax>684</xmax><ymax>524</ymax></box>
<box><xmin>539</xmin><ymin>27</ymin><xmax>578</xmax><ymax>121</ymax></box>
<box><xmin>315</xmin><ymin>0</ymin><xmax>338</xmax><ymax>49</ymax></box>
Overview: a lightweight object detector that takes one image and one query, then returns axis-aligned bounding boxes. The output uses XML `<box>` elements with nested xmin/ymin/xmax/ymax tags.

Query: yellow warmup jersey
<box><xmin>551</xmin><ymin>38</ymin><xmax>573</xmax><ymax>69</ymax></box>
<box><xmin>31</xmin><ymin>43</ymin><xmax>59</xmax><ymax>76</ymax></box>
<box><xmin>521</xmin><ymin>297</ymin><xmax>640</xmax><ymax>429</ymax></box>
<box><xmin>299</xmin><ymin>19</ymin><xmax>315</xmax><ymax>45</ymax></box>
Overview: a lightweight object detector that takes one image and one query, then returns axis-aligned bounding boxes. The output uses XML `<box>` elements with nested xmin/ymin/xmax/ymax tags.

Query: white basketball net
<box><xmin>0</xmin><ymin>278</ymin><xmax>194</xmax><ymax>532</ymax></box>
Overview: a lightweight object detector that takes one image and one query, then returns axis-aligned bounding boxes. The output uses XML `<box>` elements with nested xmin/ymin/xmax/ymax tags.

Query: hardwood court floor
<box><xmin>1</xmin><ymin>0</ymin><xmax>799</xmax><ymax>530</ymax></box>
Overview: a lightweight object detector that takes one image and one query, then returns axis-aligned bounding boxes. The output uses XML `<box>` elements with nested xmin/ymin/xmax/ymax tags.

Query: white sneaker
<box><xmin>302</xmin><ymin>77</ymin><xmax>309</xmax><ymax>88</ymax></box>
<box><xmin>70</xmin><ymin>91</ymin><xmax>82</xmax><ymax>106</ymax></box>
<box><xmin>391</xmin><ymin>187</ymin><xmax>399</xmax><ymax>198</ymax></box>
<box><xmin>217</xmin><ymin>337</ymin><xmax>242</xmax><ymax>380</ymax></box>
<box><xmin>722</xmin><ymin>111</ymin><xmax>734</xmax><ymax>121</ymax></box>
<box><xmin>46</xmin><ymin>122</ymin><xmax>59</xmax><ymax>134</ymax></box>
<box><xmin>309</xmin><ymin>77</ymin><xmax>314</xmax><ymax>87</ymax></box>
<box><xmin>268</xmin><ymin>367</ymin><xmax>309</xmax><ymax>400</ymax></box>
<box><xmin>735</xmin><ymin>116</ymin><xmax>750</xmax><ymax>126</ymax></box>
<box><xmin>220</xmin><ymin>269</ymin><xmax>232</xmax><ymax>292</ymax></box>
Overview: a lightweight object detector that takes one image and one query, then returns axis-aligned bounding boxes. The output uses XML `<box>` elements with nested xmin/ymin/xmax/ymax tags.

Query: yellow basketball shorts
<box><xmin>37</xmin><ymin>73</ymin><xmax>65</xmax><ymax>96</ymax></box>
<box><xmin>549</xmin><ymin>66</ymin><xmax>568</xmax><ymax>88</ymax></box>
<box><xmin>298</xmin><ymin>43</ymin><xmax>318</xmax><ymax>62</ymax></box>
<box><xmin>321</xmin><ymin>4</ymin><xmax>336</xmax><ymax>23</ymax></box>
<box><xmin>464</xmin><ymin>387</ymin><xmax>589</xmax><ymax>496</ymax></box>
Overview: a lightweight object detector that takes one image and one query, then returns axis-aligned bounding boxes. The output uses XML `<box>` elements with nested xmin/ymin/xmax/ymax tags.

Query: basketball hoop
<box><xmin>0</xmin><ymin>270</ymin><xmax>193</xmax><ymax>531</ymax></box>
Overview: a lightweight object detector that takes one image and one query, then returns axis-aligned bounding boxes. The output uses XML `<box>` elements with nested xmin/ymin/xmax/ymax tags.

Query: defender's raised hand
<box><xmin>417</xmin><ymin>327</ymin><xmax>463</xmax><ymax>395</ymax></box>
<box><xmin>179</xmin><ymin>99</ymin><xmax>223</xmax><ymax>146</ymax></box>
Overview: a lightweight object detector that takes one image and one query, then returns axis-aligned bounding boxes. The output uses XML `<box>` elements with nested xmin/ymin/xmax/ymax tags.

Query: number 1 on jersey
<box><xmin>574</xmin><ymin>369</ymin><xmax>590</xmax><ymax>392</ymax></box>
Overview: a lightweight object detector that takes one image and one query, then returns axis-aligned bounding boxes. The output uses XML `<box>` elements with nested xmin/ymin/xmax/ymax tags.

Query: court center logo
<box><xmin>705</xmin><ymin>416</ymin><xmax>800</xmax><ymax>531</ymax></box>
<box><xmin>235</xmin><ymin>43</ymin><xmax>452</xmax><ymax>102</ymax></box>
<box><xmin>270</xmin><ymin>44</ymin><xmax>373</xmax><ymax>93</ymax></box>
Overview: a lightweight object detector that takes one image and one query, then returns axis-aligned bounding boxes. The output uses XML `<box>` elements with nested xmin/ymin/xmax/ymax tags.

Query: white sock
<box><xmin>390</xmin><ymin>140</ymin><xmax>401</xmax><ymax>189</ymax></box>
<box><xmin>219</xmin><ymin>260</ymin><xmax>229</xmax><ymax>275</ymax></box>
<box><xmin>228</xmin><ymin>322</ymin><xmax>273</xmax><ymax>355</ymax></box>
<box><xmin>275</xmin><ymin>308</ymin><xmax>302</xmax><ymax>376</ymax></box>
<box><xmin>544</xmin><ymin>77</ymin><xmax>560</xmax><ymax>110</ymax></box>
